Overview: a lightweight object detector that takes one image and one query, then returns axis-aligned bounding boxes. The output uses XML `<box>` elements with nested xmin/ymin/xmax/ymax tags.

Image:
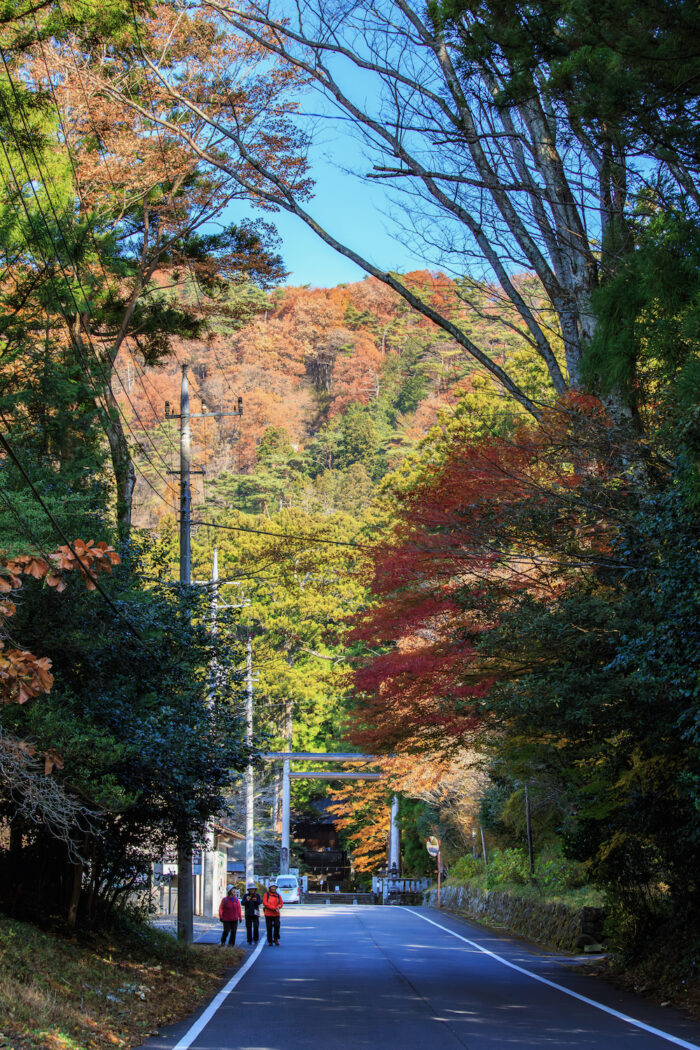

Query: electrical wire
<box><xmin>0</xmin><ymin>44</ymin><xmax>178</xmax><ymax>510</ymax></box>
<box><xmin>125</xmin><ymin>0</ymin><xmax>259</xmax><ymax>519</ymax></box>
<box><xmin>0</xmin><ymin>425</ymin><xmax>149</xmax><ymax>642</ymax></box>
<box><xmin>37</xmin><ymin>14</ymin><xmax>251</xmax><ymax>514</ymax></box>
<box><xmin>0</xmin><ymin>98</ymin><xmax>174</xmax><ymax>519</ymax></box>
<box><xmin>0</xmin><ymin>484</ymin><xmax>59</xmax><ymax>568</ymax></box>
<box><xmin>189</xmin><ymin>519</ymin><xmax>375</xmax><ymax>550</ymax></box>
<box><xmin>41</xmin><ymin>12</ymin><xmax>180</xmax><ymax>468</ymax></box>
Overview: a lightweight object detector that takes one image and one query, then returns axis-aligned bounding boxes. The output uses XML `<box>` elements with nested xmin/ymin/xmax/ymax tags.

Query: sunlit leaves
<box><xmin>0</xmin><ymin>540</ymin><xmax>120</xmax><ymax>704</ymax></box>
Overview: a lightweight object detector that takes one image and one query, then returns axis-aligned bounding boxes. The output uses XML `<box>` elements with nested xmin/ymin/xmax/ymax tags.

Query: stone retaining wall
<box><xmin>424</xmin><ymin>885</ymin><xmax>604</xmax><ymax>953</ymax></box>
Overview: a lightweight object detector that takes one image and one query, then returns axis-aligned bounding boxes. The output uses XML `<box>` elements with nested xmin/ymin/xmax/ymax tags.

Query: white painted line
<box><xmin>172</xmin><ymin>940</ymin><xmax>266</xmax><ymax>1050</ymax></box>
<box><xmin>407</xmin><ymin>909</ymin><xmax>700</xmax><ymax>1050</ymax></box>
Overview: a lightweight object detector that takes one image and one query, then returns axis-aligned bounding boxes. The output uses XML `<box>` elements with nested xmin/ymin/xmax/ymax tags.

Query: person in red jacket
<box><xmin>262</xmin><ymin>883</ymin><xmax>284</xmax><ymax>945</ymax></box>
<box><xmin>218</xmin><ymin>886</ymin><xmax>242</xmax><ymax>946</ymax></box>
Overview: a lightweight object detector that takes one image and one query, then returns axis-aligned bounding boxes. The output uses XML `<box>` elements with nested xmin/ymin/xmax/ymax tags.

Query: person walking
<box><xmin>262</xmin><ymin>882</ymin><xmax>284</xmax><ymax>946</ymax></box>
<box><xmin>242</xmin><ymin>884</ymin><xmax>263</xmax><ymax>944</ymax></box>
<box><xmin>218</xmin><ymin>886</ymin><xmax>242</xmax><ymax>947</ymax></box>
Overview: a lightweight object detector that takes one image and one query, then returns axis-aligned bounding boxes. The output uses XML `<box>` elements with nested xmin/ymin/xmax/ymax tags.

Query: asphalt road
<box><xmin>141</xmin><ymin>905</ymin><xmax>700</xmax><ymax>1050</ymax></box>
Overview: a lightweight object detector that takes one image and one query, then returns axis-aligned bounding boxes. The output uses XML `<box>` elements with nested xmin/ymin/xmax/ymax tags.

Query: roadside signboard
<box><xmin>426</xmin><ymin>836</ymin><xmax>442</xmax><ymax>907</ymax></box>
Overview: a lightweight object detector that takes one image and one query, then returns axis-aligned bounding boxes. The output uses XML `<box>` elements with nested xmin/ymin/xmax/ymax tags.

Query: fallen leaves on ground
<box><xmin>0</xmin><ymin>915</ymin><xmax>243</xmax><ymax>1049</ymax></box>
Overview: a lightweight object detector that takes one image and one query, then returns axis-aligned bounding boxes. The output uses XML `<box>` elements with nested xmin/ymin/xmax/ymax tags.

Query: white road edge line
<box><xmin>407</xmin><ymin>909</ymin><xmax>700</xmax><ymax>1050</ymax></box>
<box><xmin>172</xmin><ymin>940</ymin><xmax>266</xmax><ymax>1050</ymax></box>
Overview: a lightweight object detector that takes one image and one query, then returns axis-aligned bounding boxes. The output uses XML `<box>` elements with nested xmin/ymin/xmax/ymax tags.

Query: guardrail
<box><xmin>303</xmin><ymin>891</ymin><xmax>376</xmax><ymax>905</ymax></box>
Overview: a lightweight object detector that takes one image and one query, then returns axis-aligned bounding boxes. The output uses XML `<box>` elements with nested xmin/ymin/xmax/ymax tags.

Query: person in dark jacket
<box><xmin>242</xmin><ymin>884</ymin><xmax>263</xmax><ymax>944</ymax></box>
<box><xmin>218</xmin><ymin>886</ymin><xmax>242</xmax><ymax>946</ymax></box>
<box><xmin>262</xmin><ymin>883</ymin><xmax>284</xmax><ymax>945</ymax></box>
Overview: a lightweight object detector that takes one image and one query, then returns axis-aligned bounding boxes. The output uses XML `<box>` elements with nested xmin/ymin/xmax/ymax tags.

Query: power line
<box><xmin>189</xmin><ymin>519</ymin><xmax>375</xmax><ymax>550</ymax></box>
<box><xmin>33</xmin><ymin>3</ymin><xmax>177</xmax><ymax>475</ymax></box>
<box><xmin>29</xmin><ymin>35</ymin><xmax>178</xmax><ymax>484</ymax></box>
<box><xmin>0</xmin><ymin>45</ymin><xmax>177</xmax><ymax>510</ymax></box>
<box><xmin>0</xmin><ymin>425</ymin><xmax>148</xmax><ymax>643</ymax></box>
<box><xmin>0</xmin><ymin>85</ymin><xmax>173</xmax><ymax>519</ymax></box>
<box><xmin>0</xmin><ymin>484</ymin><xmax>58</xmax><ymax>567</ymax></box>
<box><xmin>35</xmin><ymin>21</ymin><xmax>250</xmax><ymax>514</ymax></box>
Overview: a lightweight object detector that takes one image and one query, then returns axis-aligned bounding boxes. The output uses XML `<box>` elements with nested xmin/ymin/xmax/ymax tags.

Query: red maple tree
<box><xmin>349</xmin><ymin>397</ymin><xmax>611</xmax><ymax>756</ymax></box>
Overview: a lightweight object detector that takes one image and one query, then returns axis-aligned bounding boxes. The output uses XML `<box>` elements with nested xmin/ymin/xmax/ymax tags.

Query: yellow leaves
<box><xmin>614</xmin><ymin>749</ymin><xmax>675</xmax><ymax>793</ymax></box>
<box><xmin>597</xmin><ymin>830</ymin><xmax>628</xmax><ymax>863</ymax></box>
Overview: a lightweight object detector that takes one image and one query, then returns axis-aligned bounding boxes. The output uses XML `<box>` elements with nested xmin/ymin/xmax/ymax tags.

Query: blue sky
<box><xmin>265</xmin><ymin>155</ymin><xmax>429</xmax><ymax>288</ymax></box>
<box><xmin>232</xmin><ymin>81</ymin><xmax>432</xmax><ymax>289</ymax></box>
<box><xmin>239</xmin><ymin>151</ymin><xmax>430</xmax><ymax>289</ymax></box>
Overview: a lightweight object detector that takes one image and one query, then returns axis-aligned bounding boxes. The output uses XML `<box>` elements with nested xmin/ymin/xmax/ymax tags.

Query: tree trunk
<box><xmin>524</xmin><ymin>784</ymin><xmax>534</xmax><ymax>878</ymax></box>
<box><xmin>102</xmin><ymin>384</ymin><xmax>136</xmax><ymax>541</ymax></box>
<box><xmin>67</xmin><ymin>858</ymin><xmax>83</xmax><ymax>928</ymax></box>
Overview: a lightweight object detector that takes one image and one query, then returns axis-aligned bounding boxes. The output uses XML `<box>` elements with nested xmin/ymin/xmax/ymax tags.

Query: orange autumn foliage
<box><xmin>328</xmin><ymin>777</ymin><xmax>391</xmax><ymax>874</ymax></box>
<box><xmin>119</xmin><ymin>269</ymin><xmax>544</xmax><ymax>525</ymax></box>
<box><xmin>0</xmin><ymin>542</ymin><xmax>120</xmax><ymax>706</ymax></box>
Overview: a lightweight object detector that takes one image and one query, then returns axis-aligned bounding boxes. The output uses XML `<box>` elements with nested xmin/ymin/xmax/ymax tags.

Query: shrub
<box><xmin>485</xmin><ymin>848</ymin><xmax>530</xmax><ymax>889</ymax></box>
<box><xmin>447</xmin><ymin>854</ymin><xmax>485</xmax><ymax>882</ymax></box>
<box><xmin>535</xmin><ymin>850</ymin><xmax>588</xmax><ymax>892</ymax></box>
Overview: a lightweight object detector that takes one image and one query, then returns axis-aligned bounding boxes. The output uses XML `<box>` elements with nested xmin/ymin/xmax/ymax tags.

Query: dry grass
<box><xmin>0</xmin><ymin>915</ymin><xmax>242</xmax><ymax>1049</ymax></box>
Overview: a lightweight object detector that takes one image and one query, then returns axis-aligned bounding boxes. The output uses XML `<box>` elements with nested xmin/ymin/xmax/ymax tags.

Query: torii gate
<box><xmin>262</xmin><ymin>752</ymin><xmax>399</xmax><ymax>876</ymax></box>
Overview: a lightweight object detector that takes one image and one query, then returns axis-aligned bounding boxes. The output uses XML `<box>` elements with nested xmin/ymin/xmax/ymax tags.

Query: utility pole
<box><xmin>211</xmin><ymin>548</ymin><xmax>219</xmax><ymax>662</ymax></box>
<box><xmin>177</xmin><ymin>364</ymin><xmax>194</xmax><ymax>944</ymax></box>
<box><xmin>202</xmin><ymin>550</ymin><xmax>219</xmax><ymax>919</ymax></box>
<box><xmin>245</xmin><ymin>631</ymin><xmax>255</xmax><ymax>885</ymax></box>
<box><xmin>165</xmin><ymin>366</ymin><xmax>243</xmax><ymax>944</ymax></box>
<box><xmin>280</xmin><ymin>685</ymin><xmax>293</xmax><ymax>875</ymax></box>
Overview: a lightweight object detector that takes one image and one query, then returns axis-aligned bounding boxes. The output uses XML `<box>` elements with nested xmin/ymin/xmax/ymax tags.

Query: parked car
<box><xmin>275</xmin><ymin>874</ymin><xmax>300</xmax><ymax>903</ymax></box>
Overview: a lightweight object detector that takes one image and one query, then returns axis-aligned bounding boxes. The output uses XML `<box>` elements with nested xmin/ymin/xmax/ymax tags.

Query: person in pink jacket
<box><xmin>218</xmin><ymin>886</ymin><xmax>242</xmax><ymax>946</ymax></box>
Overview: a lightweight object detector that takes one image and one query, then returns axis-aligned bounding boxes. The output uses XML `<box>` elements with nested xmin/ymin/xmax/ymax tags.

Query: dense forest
<box><xmin>121</xmin><ymin>271</ymin><xmax>538</xmax><ymax>526</ymax></box>
<box><xmin>0</xmin><ymin>0</ymin><xmax>698</xmax><ymax>1011</ymax></box>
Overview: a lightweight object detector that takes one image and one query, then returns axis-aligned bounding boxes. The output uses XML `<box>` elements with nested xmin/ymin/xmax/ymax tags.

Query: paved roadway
<box><xmin>141</xmin><ymin>905</ymin><xmax>700</xmax><ymax>1050</ymax></box>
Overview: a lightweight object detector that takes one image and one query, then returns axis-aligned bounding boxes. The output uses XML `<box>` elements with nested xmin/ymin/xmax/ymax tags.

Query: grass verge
<box><xmin>0</xmin><ymin>914</ymin><xmax>242</xmax><ymax>1049</ymax></box>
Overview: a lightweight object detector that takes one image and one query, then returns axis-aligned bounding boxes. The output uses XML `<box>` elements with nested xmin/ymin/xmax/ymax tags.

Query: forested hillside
<box><xmin>120</xmin><ymin>270</ymin><xmax>547</xmax><ymax>527</ymax></box>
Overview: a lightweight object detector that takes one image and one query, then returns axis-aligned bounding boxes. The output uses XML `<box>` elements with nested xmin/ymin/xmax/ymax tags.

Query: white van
<box><xmin>274</xmin><ymin>874</ymin><xmax>300</xmax><ymax>903</ymax></box>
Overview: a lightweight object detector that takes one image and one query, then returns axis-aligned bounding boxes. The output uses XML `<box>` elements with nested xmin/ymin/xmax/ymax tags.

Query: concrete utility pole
<box><xmin>202</xmin><ymin>550</ymin><xmax>219</xmax><ymax>919</ymax></box>
<box><xmin>177</xmin><ymin>364</ymin><xmax>194</xmax><ymax>945</ymax></box>
<box><xmin>245</xmin><ymin>631</ymin><xmax>255</xmax><ymax>886</ymax></box>
<box><xmin>279</xmin><ymin>690</ymin><xmax>293</xmax><ymax>875</ymax></box>
<box><xmin>211</xmin><ymin>548</ymin><xmax>219</xmax><ymax>664</ymax></box>
<box><xmin>166</xmin><ymin>368</ymin><xmax>243</xmax><ymax>942</ymax></box>
<box><xmin>179</xmin><ymin>366</ymin><xmax>192</xmax><ymax>589</ymax></box>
